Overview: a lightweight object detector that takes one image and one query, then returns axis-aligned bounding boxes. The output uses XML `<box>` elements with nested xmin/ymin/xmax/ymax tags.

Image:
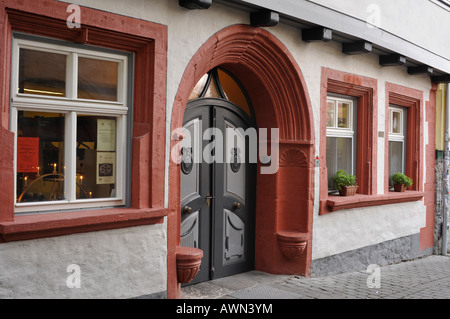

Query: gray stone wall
<box><xmin>434</xmin><ymin>156</ymin><xmax>444</xmax><ymax>255</ymax></box>
<box><xmin>434</xmin><ymin>154</ymin><xmax>450</xmax><ymax>255</ymax></box>
<box><xmin>310</xmin><ymin>234</ymin><xmax>431</xmax><ymax>277</ymax></box>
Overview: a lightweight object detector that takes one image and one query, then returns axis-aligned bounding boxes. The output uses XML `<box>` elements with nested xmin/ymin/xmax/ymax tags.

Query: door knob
<box><xmin>183</xmin><ymin>206</ymin><xmax>193</xmax><ymax>214</ymax></box>
<box><xmin>233</xmin><ymin>202</ymin><xmax>241</xmax><ymax>210</ymax></box>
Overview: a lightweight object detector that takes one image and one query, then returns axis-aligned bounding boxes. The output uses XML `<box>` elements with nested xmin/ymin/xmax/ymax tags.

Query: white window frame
<box><xmin>326</xmin><ymin>96</ymin><xmax>356</xmax><ymax>177</ymax></box>
<box><xmin>388</xmin><ymin>105</ymin><xmax>406</xmax><ymax>176</ymax></box>
<box><xmin>11</xmin><ymin>37</ymin><xmax>129</xmax><ymax>214</ymax></box>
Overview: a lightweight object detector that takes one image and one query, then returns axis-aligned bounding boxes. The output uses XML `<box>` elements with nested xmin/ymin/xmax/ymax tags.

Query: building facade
<box><xmin>0</xmin><ymin>0</ymin><xmax>449</xmax><ymax>299</ymax></box>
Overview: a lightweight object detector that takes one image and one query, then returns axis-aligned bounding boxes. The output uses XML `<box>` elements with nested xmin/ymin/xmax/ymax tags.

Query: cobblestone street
<box><xmin>181</xmin><ymin>255</ymin><xmax>450</xmax><ymax>299</ymax></box>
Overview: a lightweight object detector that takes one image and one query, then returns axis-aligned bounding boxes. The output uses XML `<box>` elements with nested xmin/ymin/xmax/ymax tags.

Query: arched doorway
<box><xmin>168</xmin><ymin>25</ymin><xmax>315</xmax><ymax>298</ymax></box>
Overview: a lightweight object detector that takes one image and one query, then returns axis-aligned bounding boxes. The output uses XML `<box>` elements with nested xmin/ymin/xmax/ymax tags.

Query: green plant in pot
<box><xmin>332</xmin><ymin>169</ymin><xmax>358</xmax><ymax>196</ymax></box>
<box><xmin>391</xmin><ymin>172</ymin><xmax>413</xmax><ymax>192</ymax></box>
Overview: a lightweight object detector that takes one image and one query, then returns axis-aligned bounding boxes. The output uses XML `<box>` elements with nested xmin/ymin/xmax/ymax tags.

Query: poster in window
<box><xmin>17</xmin><ymin>137</ymin><xmax>39</xmax><ymax>173</ymax></box>
<box><xmin>96</xmin><ymin>152</ymin><xmax>116</xmax><ymax>184</ymax></box>
<box><xmin>97</xmin><ymin>119</ymin><xmax>116</xmax><ymax>151</ymax></box>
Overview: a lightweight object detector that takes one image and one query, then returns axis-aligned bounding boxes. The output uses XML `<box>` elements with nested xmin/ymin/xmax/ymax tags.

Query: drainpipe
<box><xmin>443</xmin><ymin>83</ymin><xmax>450</xmax><ymax>256</ymax></box>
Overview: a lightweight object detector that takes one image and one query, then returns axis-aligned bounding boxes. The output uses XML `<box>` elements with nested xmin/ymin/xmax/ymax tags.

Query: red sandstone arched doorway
<box><xmin>167</xmin><ymin>25</ymin><xmax>315</xmax><ymax>299</ymax></box>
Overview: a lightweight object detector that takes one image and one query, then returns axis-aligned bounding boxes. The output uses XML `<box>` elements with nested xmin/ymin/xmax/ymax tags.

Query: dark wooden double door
<box><xmin>180</xmin><ymin>98</ymin><xmax>256</xmax><ymax>284</ymax></box>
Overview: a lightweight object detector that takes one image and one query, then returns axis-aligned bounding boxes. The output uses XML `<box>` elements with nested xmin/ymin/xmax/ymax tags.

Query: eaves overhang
<box><xmin>213</xmin><ymin>0</ymin><xmax>450</xmax><ymax>81</ymax></box>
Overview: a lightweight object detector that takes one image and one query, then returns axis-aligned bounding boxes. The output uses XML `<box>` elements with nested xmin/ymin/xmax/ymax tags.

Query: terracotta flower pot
<box><xmin>393</xmin><ymin>183</ymin><xmax>406</xmax><ymax>192</ymax></box>
<box><xmin>276</xmin><ymin>231</ymin><xmax>309</xmax><ymax>260</ymax></box>
<box><xmin>338</xmin><ymin>185</ymin><xmax>358</xmax><ymax>196</ymax></box>
<box><xmin>175</xmin><ymin>246</ymin><xmax>203</xmax><ymax>284</ymax></box>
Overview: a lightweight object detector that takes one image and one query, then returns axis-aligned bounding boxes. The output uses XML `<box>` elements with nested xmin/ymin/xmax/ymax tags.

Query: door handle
<box><xmin>183</xmin><ymin>206</ymin><xmax>193</xmax><ymax>214</ymax></box>
<box><xmin>233</xmin><ymin>202</ymin><xmax>241</xmax><ymax>210</ymax></box>
<box><xmin>205</xmin><ymin>193</ymin><xmax>214</xmax><ymax>207</ymax></box>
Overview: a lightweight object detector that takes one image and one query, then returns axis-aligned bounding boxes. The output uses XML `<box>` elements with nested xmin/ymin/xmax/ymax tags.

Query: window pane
<box><xmin>327</xmin><ymin>100</ymin><xmax>335</xmax><ymax>127</ymax></box>
<box><xmin>76</xmin><ymin>115</ymin><xmax>117</xmax><ymax>199</ymax></box>
<box><xmin>391</xmin><ymin>111</ymin><xmax>401</xmax><ymax>134</ymax></box>
<box><xmin>78</xmin><ymin>57</ymin><xmax>118</xmax><ymax>101</ymax></box>
<box><xmin>326</xmin><ymin>137</ymin><xmax>353</xmax><ymax>190</ymax></box>
<box><xmin>18</xmin><ymin>49</ymin><xmax>66</xmax><ymax>97</ymax></box>
<box><xmin>217</xmin><ymin>69</ymin><xmax>251</xmax><ymax>117</ymax></box>
<box><xmin>389</xmin><ymin>141</ymin><xmax>404</xmax><ymax>186</ymax></box>
<box><xmin>189</xmin><ymin>73</ymin><xmax>208</xmax><ymax>101</ymax></box>
<box><xmin>203</xmin><ymin>76</ymin><xmax>221</xmax><ymax>98</ymax></box>
<box><xmin>16</xmin><ymin>111</ymin><xmax>65</xmax><ymax>203</ymax></box>
<box><xmin>337</xmin><ymin>101</ymin><xmax>350</xmax><ymax>128</ymax></box>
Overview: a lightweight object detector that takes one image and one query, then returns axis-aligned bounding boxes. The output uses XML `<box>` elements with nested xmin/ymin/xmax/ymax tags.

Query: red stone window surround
<box><xmin>0</xmin><ymin>3</ymin><xmax>168</xmax><ymax>242</ymax></box>
<box><xmin>384</xmin><ymin>82</ymin><xmax>423</xmax><ymax>193</ymax></box>
<box><xmin>319</xmin><ymin>68</ymin><xmax>423</xmax><ymax>215</ymax></box>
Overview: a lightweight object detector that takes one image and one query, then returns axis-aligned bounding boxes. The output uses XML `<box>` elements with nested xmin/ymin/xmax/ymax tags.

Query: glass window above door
<box><xmin>188</xmin><ymin>68</ymin><xmax>253</xmax><ymax>118</ymax></box>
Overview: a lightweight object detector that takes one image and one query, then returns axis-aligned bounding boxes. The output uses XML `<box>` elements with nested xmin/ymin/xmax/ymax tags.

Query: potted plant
<box><xmin>332</xmin><ymin>169</ymin><xmax>358</xmax><ymax>196</ymax></box>
<box><xmin>391</xmin><ymin>172</ymin><xmax>413</xmax><ymax>192</ymax></box>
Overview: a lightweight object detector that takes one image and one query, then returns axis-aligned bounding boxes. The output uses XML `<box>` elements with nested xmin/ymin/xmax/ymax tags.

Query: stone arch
<box><xmin>168</xmin><ymin>24</ymin><xmax>315</xmax><ymax>298</ymax></box>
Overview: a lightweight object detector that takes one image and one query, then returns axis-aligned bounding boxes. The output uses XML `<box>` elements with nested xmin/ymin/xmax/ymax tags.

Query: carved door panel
<box><xmin>180</xmin><ymin>105</ymin><xmax>211</xmax><ymax>284</ymax></box>
<box><xmin>180</xmin><ymin>99</ymin><xmax>255</xmax><ymax>284</ymax></box>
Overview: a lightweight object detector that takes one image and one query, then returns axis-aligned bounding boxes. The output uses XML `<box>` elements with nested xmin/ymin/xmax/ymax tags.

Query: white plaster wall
<box><xmin>0</xmin><ymin>222</ymin><xmax>167</xmax><ymax>298</ymax></box>
<box><xmin>266</xmin><ymin>24</ymin><xmax>432</xmax><ymax>260</ymax></box>
<box><xmin>56</xmin><ymin>0</ymin><xmax>432</xmax><ymax>263</ymax></box>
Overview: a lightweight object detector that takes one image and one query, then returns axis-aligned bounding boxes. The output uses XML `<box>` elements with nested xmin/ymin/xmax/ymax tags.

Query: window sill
<box><xmin>0</xmin><ymin>207</ymin><xmax>168</xmax><ymax>243</ymax></box>
<box><xmin>320</xmin><ymin>191</ymin><xmax>424</xmax><ymax>215</ymax></box>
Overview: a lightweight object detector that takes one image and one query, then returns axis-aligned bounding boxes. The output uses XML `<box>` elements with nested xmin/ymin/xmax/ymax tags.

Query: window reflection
<box><xmin>16</xmin><ymin>111</ymin><xmax>65</xmax><ymax>202</ymax></box>
<box><xmin>77</xmin><ymin>115</ymin><xmax>117</xmax><ymax>199</ymax></box>
<box><xmin>18</xmin><ymin>49</ymin><xmax>66</xmax><ymax>97</ymax></box>
<box><xmin>78</xmin><ymin>57</ymin><xmax>118</xmax><ymax>101</ymax></box>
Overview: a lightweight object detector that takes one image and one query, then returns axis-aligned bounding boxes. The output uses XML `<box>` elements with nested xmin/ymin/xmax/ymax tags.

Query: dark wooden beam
<box><xmin>302</xmin><ymin>27</ymin><xmax>332</xmax><ymax>43</ymax></box>
<box><xmin>379</xmin><ymin>54</ymin><xmax>406</xmax><ymax>66</ymax></box>
<box><xmin>431</xmin><ymin>74</ymin><xmax>450</xmax><ymax>83</ymax></box>
<box><xmin>342</xmin><ymin>41</ymin><xmax>372</xmax><ymax>55</ymax></box>
<box><xmin>179</xmin><ymin>0</ymin><xmax>212</xmax><ymax>9</ymax></box>
<box><xmin>250</xmin><ymin>10</ymin><xmax>279</xmax><ymax>27</ymax></box>
<box><xmin>407</xmin><ymin>65</ymin><xmax>433</xmax><ymax>75</ymax></box>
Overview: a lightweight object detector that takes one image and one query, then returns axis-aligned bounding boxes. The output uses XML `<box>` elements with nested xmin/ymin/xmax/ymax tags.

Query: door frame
<box><xmin>168</xmin><ymin>24</ymin><xmax>315</xmax><ymax>299</ymax></box>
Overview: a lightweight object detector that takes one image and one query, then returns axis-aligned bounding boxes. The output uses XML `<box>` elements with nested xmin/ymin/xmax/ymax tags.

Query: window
<box><xmin>11</xmin><ymin>37</ymin><xmax>129</xmax><ymax>213</ymax></box>
<box><xmin>388</xmin><ymin>106</ymin><xmax>407</xmax><ymax>187</ymax></box>
<box><xmin>326</xmin><ymin>96</ymin><xmax>356</xmax><ymax>191</ymax></box>
<box><xmin>385</xmin><ymin>82</ymin><xmax>422</xmax><ymax>193</ymax></box>
<box><xmin>319</xmin><ymin>68</ymin><xmax>378</xmax><ymax>214</ymax></box>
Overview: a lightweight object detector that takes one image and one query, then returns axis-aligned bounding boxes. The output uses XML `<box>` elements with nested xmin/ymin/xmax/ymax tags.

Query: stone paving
<box><xmin>181</xmin><ymin>255</ymin><xmax>450</xmax><ymax>299</ymax></box>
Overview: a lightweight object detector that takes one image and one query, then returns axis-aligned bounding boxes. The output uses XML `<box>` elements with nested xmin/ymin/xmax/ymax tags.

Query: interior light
<box><xmin>23</xmin><ymin>88</ymin><xmax>64</xmax><ymax>96</ymax></box>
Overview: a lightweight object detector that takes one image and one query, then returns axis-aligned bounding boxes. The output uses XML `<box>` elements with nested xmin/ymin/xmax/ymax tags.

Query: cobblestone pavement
<box><xmin>181</xmin><ymin>255</ymin><xmax>450</xmax><ymax>299</ymax></box>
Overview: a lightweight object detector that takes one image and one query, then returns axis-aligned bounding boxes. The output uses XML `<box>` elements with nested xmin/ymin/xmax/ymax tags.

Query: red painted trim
<box><xmin>421</xmin><ymin>84</ymin><xmax>437</xmax><ymax>250</ymax></box>
<box><xmin>326</xmin><ymin>191</ymin><xmax>424</xmax><ymax>212</ymax></box>
<box><xmin>0</xmin><ymin>208</ymin><xmax>167</xmax><ymax>243</ymax></box>
<box><xmin>168</xmin><ymin>25</ymin><xmax>315</xmax><ymax>298</ymax></box>
<box><xmin>319</xmin><ymin>68</ymin><xmax>378</xmax><ymax>215</ymax></box>
<box><xmin>0</xmin><ymin>3</ymin><xmax>167</xmax><ymax>240</ymax></box>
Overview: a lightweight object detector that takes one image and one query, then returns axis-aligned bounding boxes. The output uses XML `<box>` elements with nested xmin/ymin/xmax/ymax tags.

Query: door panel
<box><xmin>180</xmin><ymin>118</ymin><xmax>201</xmax><ymax>204</ymax></box>
<box><xmin>181</xmin><ymin>99</ymin><xmax>255</xmax><ymax>284</ymax></box>
<box><xmin>180</xmin><ymin>105</ymin><xmax>211</xmax><ymax>284</ymax></box>
<box><xmin>180</xmin><ymin>211</ymin><xmax>199</xmax><ymax>248</ymax></box>
<box><xmin>223</xmin><ymin>209</ymin><xmax>245</xmax><ymax>263</ymax></box>
<box><xmin>212</xmin><ymin>104</ymin><xmax>255</xmax><ymax>279</ymax></box>
<box><xmin>224</xmin><ymin>120</ymin><xmax>246</xmax><ymax>203</ymax></box>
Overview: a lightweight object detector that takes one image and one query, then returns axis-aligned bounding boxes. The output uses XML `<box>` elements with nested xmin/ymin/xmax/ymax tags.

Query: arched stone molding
<box><xmin>168</xmin><ymin>24</ymin><xmax>315</xmax><ymax>298</ymax></box>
